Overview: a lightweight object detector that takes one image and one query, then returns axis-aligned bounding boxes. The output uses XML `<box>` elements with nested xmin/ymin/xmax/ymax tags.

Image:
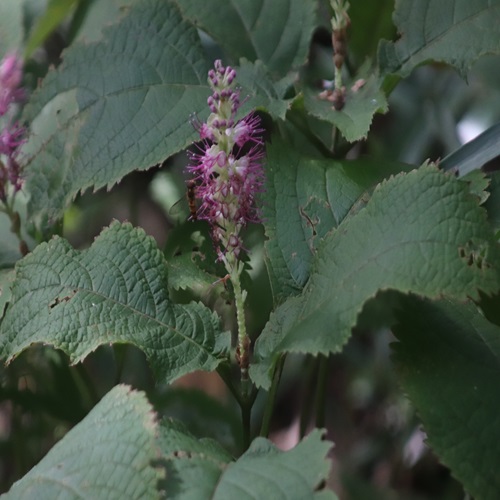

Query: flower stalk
<box><xmin>187</xmin><ymin>60</ymin><xmax>265</xmax><ymax>392</ymax></box>
<box><xmin>0</xmin><ymin>52</ymin><xmax>28</xmax><ymax>255</ymax></box>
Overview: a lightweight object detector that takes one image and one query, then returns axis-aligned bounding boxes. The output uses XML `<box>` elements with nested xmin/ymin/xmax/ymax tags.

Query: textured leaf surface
<box><xmin>379</xmin><ymin>0</ymin><xmax>500</xmax><ymax>78</ymax></box>
<box><xmin>252</xmin><ymin>165</ymin><xmax>500</xmax><ymax>388</ymax></box>
<box><xmin>175</xmin><ymin>0</ymin><xmax>317</xmax><ymax>76</ymax></box>
<box><xmin>263</xmin><ymin>139</ymin><xmax>410</xmax><ymax>302</ymax></box>
<box><xmin>23</xmin><ymin>0</ymin><xmax>212</xmax><ymax>224</ymax></box>
<box><xmin>3</xmin><ymin>385</ymin><xmax>161</xmax><ymax>499</ymax></box>
<box><xmin>159</xmin><ymin>423</ymin><xmax>335</xmax><ymax>499</ymax></box>
<box><xmin>0</xmin><ymin>221</ymin><xmax>229</xmax><ymax>384</ymax></box>
<box><xmin>304</xmin><ymin>74</ymin><xmax>388</xmax><ymax>142</ymax></box>
<box><xmin>392</xmin><ymin>298</ymin><xmax>500</xmax><ymax>500</ymax></box>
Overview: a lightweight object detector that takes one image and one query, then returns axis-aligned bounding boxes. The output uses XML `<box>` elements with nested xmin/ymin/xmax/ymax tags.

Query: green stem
<box><xmin>300</xmin><ymin>356</ymin><xmax>317</xmax><ymax>438</ymax></box>
<box><xmin>314</xmin><ymin>355</ymin><xmax>329</xmax><ymax>429</ymax></box>
<box><xmin>259</xmin><ymin>354</ymin><xmax>285</xmax><ymax>438</ymax></box>
<box><xmin>1</xmin><ymin>197</ymin><xmax>28</xmax><ymax>255</ymax></box>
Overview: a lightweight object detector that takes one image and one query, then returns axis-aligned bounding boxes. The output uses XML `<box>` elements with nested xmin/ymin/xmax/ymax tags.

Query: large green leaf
<box><xmin>0</xmin><ymin>221</ymin><xmax>229</xmax><ymax>384</ymax></box>
<box><xmin>379</xmin><ymin>0</ymin><xmax>500</xmax><ymax>79</ymax></box>
<box><xmin>263</xmin><ymin>139</ymin><xmax>411</xmax><ymax>303</ymax></box>
<box><xmin>174</xmin><ymin>0</ymin><xmax>317</xmax><ymax>77</ymax></box>
<box><xmin>392</xmin><ymin>298</ymin><xmax>500</xmax><ymax>500</ymax></box>
<box><xmin>252</xmin><ymin>165</ymin><xmax>500</xmax><ymax>388</ymax></box>
<box><xmin>159</xmin><ymin>422</ymin><xmax>335</xmax><ymax>499</ymax></box>
<box><xmin>22</xmin><ymin>0</ymin><xmax>212</xmax><ymax>225</ymax></box>
<box><xmin>3</xmin><ymin>385</ymin><xmax>162</xmax><ymax>499</ymax></box>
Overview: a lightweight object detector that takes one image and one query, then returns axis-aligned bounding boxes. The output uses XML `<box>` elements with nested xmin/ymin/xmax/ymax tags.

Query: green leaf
<box><xmin>263</xmin><ymin>138</ymin><xmax>411</xmax><ymax>303</ymax></box>
<box><xmin>159</xmin><ymin>423</ymin><xmax>335</xmax><ymax>499</ymax></box>
<box><xmin>22</xmin><ymin>0</ymin><xmax>212</xmax><ymax>225</ymax></box>
<box><xmin>158</xmin><ymin>419</ymin><xmax>233</xmax><ymax>499</ymax></box>
<box><xmin>392</xmin><ymin>298</ymin><xmax>500</xmax><ymax>500</ymax></box>
<box><xmin>304</xmin><ymin>72</ymin><xmax>388</xmax><ymax>142</ymax></box>
<box><xmin>252</xmin><ymin>165</ymin><xmax>500</xmax><ymax>388</ymax></box>
<box><xmin>3</xmin><ymin>385</ymin><xmax>162</xmax><ymax>499</ymax></box>
<box><xmin>24</xmin><ymin>0</ymin><xmax>78</xmax><ymax>58</ymax></box>
<box><xmin>0</xmin><ymin>0</ymin><xmax>23</xmax><ymax>55</ymax></box>
<box><xmin>441</xmin><ymin>121</ymin><xmax>500</xmax><ymax>177</ymax></box>
<box><xmin>378</xmin><ymin>0</ymin><xmax>500</xmax><ymax>79</ymax></box>
<box><xmin>213</xmin><ymin>429</ymin><xmax>335</xmax><ymax>499</ymax></box>
<box><xmin>0</xmin><ymin>221</ymin><xmax>229</xmax><ymax>384</ymax></box>
<box><xmin>175</xmin><ymin>0</ymin><xmax>317</xmax><ymax>77</ymax></box>
<box><xmin>236</xmin><ymin>59</ymin><xmax>293</xmax><ymax>121</ymax></box>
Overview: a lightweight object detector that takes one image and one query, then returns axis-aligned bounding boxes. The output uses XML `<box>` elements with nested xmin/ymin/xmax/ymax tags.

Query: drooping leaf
<box><xmin>22</xmin><ymin>0</ymin><xmax>212</xmax><ymax>226</ymax></box>
<box><xmin>3</xmin><ymin>385</ymin><xmax>162</xmax><ymax>499</ymax></box>
<box><xmin>158</xmin><ymin>422</ymin><xmax>335</xmax><ymax>499</ymax></box>
<box><xmin>263</xmin><ymin>138</ymin><xmax>411</xmax><ymax>303</ymax></box>
<box><xmin>174</xmin><ymin>0</ymin><xmax>317</xmax><ymax>77</ymax></box>
<box><xmin>303</xmin><ymin>73</ymin><xmax>388</xmax><ymax>142</ymax></box>
<box><xmin>252</xmin><ymin>165</ymin><xmax>500</xmax><ymax>388</ymax></box>
<box><xmin>0</xmin><ymin>221</ymin><xmax>229</xmax><ymax>384</ymax></box>
<box><xmin>392</xmin><ymin>298</ymin><xmax>500</xmax><ymax>500</ymax></box>
<box><xmin>24</xmin><ymin>0</ymin><xmax>79</xmax><ymax>58</ymax></box>
<box><xmin>378</xmin><ymin>0</ymin><xmax>500</xmax><ymax>79</ymax></box>
<box><xmin>441</xmin><ymin>121</ymin><xmax>500</xmax><ymax>177</ymax></box>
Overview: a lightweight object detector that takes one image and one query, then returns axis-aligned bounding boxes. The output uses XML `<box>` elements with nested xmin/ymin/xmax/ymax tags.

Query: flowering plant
<box><xmin>1</xmin><ymin>1</ymin><xmax>500</xmax><ymax>498</ymax></box>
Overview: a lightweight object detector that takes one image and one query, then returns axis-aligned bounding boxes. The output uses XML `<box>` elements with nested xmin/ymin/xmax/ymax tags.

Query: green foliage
<box><xmin>379</xmin><ymin>0</ymin><xmax>500</xmax><ymax>80</ymax></box>
<box><xmin>252</xmin><ymin>165</ymin><xmax>500</xmax><ymax>388</ymax></box>
<box><xmin>174</xmin><ymin>0</ymin><xmax>317</xmax><ymax>77</ymax></box>
<box><xmin>23</xmin><ymin>0</ymin><xmax>212</xmax><ymax>225</ymax></box>
<box><xmin>160</xmin><ymin>422</ymin><xmax>334</xmax><ymax>499</ymax></box>
<box><xmin>393</xmin><ymin>298</ymin><xmax>500</xmax><ymax>500</ymax></box>
<box><xmin>2</xmin><ymin>0</ymin><xmax>500</xmax><ymax>497</ymax></box>
<box><xmin>3</xmin><ymin>385</ymin><xmax>162</xmax><ymax>499</ymax></box>
<box><xmin>0</xmin><ymin>221</ymin><xmax>229</xmax><ymax>384</ymax></box>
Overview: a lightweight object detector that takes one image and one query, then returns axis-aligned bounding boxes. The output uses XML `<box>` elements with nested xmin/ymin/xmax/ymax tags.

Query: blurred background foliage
<box><xmin>1</xmin><ymin>0</ymin><xmax>499</xmax><ymax>498</ymax></box>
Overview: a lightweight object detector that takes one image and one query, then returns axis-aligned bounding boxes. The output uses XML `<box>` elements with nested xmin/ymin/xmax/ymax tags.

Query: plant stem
<box><xmin>314</xmin><ymin>354</ymin><xmax>329</xmax><ymax>429</ymax></box>
<box><xmin>1</xmin><ymin>198</ymin><xmax>28</xmax><ymax>255</ymax></box>
<box><xmin>300</xmin><ymin>356</ymin><xmax>317</xmax><ymax>438</ymax></box>
<box><xmin>259</xmin><ymin>354</ymin><xmax>285</xmax><ymax>438</ymax></box>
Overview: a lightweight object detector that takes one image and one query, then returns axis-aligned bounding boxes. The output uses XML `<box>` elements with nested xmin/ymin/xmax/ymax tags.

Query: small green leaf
<box><xmin>159</xmin><ymin>423</ymin><xmax>335</xmax><ymax>499</ymax></box>
<box><xmin>263</xmin><ymin>138</ymin><xmax>411</xmax><ymax>303</ymax></box>
<box><xmin>175</xmin><ymin>0</ymin><xmax>317</xmax><ymax>77</ymax></box>
<box><xmin>378</xmin><ymin>0</ymin><xmax>500</xmax><ymax>79</ymax></box>
<box><xmin>158</xmin><ymin>419</ymin><xmax>233</xmax><ymax>499</ymax></box>
<box><xmin>304</xmin><ymin>73</ymin><xmax>388</xmax><ymax>142</ymax></box>
<box><xmin>23</xmin><ymin>0</ymin><xmax>212</xmax><ymax>225</ymax></box>
<box><xmin>252</xmin><ymin>165</ymin><xmax>500</xmax><ymax>388</ymax></box>
<box><xmin>392</xmin><ymin>298</ymin><xmax>500</xmax><ymax>500</ymax></box>
<box><xmin>213</xmin><ymin>429</ymin><xmax>335</xmax><ymax>499</ymax></box>
<box><xmin>3</xmin><ymin>385</ymin><xmax>162</xmax><ymax>499</ymax></box>
<box><xmin>0</xmin><ymin>221</ymin><xmax>229</xmax><ymax>384</ymax></box>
